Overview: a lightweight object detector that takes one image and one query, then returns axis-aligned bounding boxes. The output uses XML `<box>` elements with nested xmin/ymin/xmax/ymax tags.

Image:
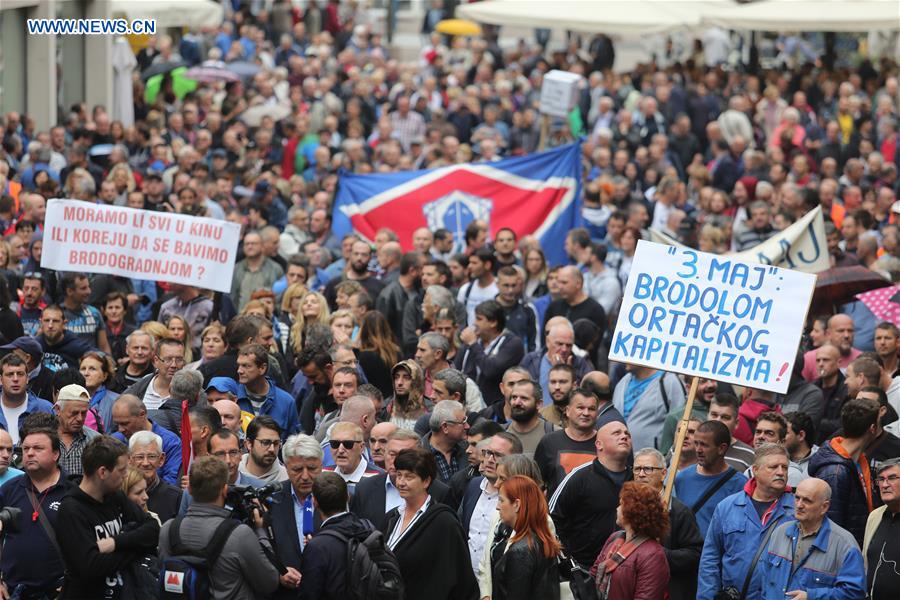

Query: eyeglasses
<box><xmin>481</xmin><ymin>449</ymin><xmax>506</xmax><ymax>460</ymax></box>
<box><xmin>131</xmin><ymin>453</ymin><xmax>161</xmax><ymax>462</ymax></box>
<box><xmin>211</xmin><ymin>450</ymin><xmax>242</xmax><ymax>458</ymax></box>
<box><xmin>23</xmin><ymin>271</ymin><xmax>44</xmax><ymax>280</ymax></box>
<box><xmin>254</xmin><ymin>439</ymin><xmax>281</xmax><ymax>449</ymax></box>
<box><xmin>157</xmin><ymin>355</ymin><xmax>186</xmax><ymax>366</ymax></box>
<box><xmin>443</xmin><ymin>419</ymin><xmax>467</xmax><ymax>426</ymax></box>
<box><xmin>330</xmin><ymin>439</ymin><xmax>360</xmax><ymax>450</ymax></box>
<box><xmin>876</xmin><ymin>474</ymin><xmax>900</xmax><ymax>485</ymax></box>
<box><xmin>632</xmin><ymin>466</ymin><xmax>664</xmax><ymax>474</ymax></box>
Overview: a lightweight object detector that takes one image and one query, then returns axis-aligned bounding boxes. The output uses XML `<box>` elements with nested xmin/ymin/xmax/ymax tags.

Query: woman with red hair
<box><xmin>591</xmin><ymin>482</ymin><xmax>670</xmax><ymax>600</ymax></box>
<box><xmin>491</xmin><ymin>475</ymin><xmax>561</xmax><ymax>600</ymax></box>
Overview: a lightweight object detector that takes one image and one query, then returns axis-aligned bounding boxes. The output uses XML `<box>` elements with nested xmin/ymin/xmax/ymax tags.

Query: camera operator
<box><xmin>0</xmin><ymin>418</ymin><xmax>71</xmax><ymax>600</ymax></box>
<box><xmin>159</xmin><ymin>456</ymin><xmax>295</xmax><ymax>598</ymax></box>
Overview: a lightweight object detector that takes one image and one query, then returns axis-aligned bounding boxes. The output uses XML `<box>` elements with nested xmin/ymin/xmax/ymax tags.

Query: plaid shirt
<box><xmin>59</xmin><ymin>430</ymin><xmax>92</xmax><ymax>476</ymax></box>
<box><xmin>429</xmin><ymin>445</ymin><xmax>460</xmax><ymax>484</ymax></box>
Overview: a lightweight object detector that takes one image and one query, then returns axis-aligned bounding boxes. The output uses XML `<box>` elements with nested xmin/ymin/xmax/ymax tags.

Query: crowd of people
<box><xmin>0</xmin><ymin>0</ymin><xmax>899</xmax><ymax>599</ymax></box>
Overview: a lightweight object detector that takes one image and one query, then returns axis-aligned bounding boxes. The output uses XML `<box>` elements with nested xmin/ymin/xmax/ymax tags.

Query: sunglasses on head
<box><xmin>329</xmin><ymin>439</ymin><xmax>360</xmax><ymax>450</ymax></box>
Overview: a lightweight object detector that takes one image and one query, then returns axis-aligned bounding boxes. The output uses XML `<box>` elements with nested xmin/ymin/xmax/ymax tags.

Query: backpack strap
<box><xmin>658</xmin><ymin>375</ymin><xmax>670</xmax><ymax>414</ymax></box>
<box><xmin>205</xmin><ymin>518</ymin><xmax>242</xmax><ymax>566</ymax></box>
<box><xmin>690</xmin><ymin>468</ymin><xmax>737</xmax><ymax>514</ymax></box>
<box><xmin>169</xmin><ymin>516</ymin><xmax>187</xmax><ymax>554</ymax></box>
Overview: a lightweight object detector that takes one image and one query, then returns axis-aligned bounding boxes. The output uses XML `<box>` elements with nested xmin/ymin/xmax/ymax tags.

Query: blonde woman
<box><xmin>329</xmin><ymin>309</ymin><xmax>357</xmax><ymax>345</ymax></box>
<box><xmin>163</xmin><ymin>314</ymin><xmax>195</xmax><ymax>363</ymax></box>
<box><xmin>106</xmin><ymin>163</ymin><xmax>137</xmax><ymax>205</ymax></box>
<box><xmin>290</xmin><ymin>291</ymin><xmax>330</xmax><ymax>353</ymax></box>
<box><xmin>187</xmin><ymin>323</ymin><xmax>227</xmax><ymax>370</ymax></box>
<box><xmin>122</xmin><ymin>467</ymin><xmax>160</xmax><ymax>525</ymax></box>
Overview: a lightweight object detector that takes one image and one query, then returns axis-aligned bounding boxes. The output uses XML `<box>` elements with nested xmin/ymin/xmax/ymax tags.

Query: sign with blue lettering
<box><xmin>609</xmin><ymin>240</ymin><xmax>816</xmax><ymax>394</ymax></box>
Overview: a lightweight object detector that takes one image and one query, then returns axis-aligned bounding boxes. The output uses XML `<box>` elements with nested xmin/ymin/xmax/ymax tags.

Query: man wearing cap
<box><xmin>864</xmin><ymin>456</ymin><xmax>900</xmax><ymax>599</ymax></box>
<box><xmin>55</xmin><ymin>384</ymin><xmax>100</xmax><ymax>476</ymax></box>
<box><xmin>207</xmin><ymin>377</ymin><xmax>254</xmax><ymax>434</ymax></box>
<box><xmin>0</xmin><ymin>336</ymin><xmax>54</xmax><ymax>404</ymax></box>
<box><xmin>549</xmin><ymin>412</ymin><xmax>633</xmax><ymax>568</ymax></box>
<box><xmin>0</xmin><ymin>354</ymin><xmax>53</xmax><ymax>445</ymax></box>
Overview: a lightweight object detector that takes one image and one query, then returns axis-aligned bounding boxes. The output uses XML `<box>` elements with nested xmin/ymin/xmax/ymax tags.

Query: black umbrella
<box><xmin>140</xmin><ymin>60</ymin><xmax>187</xmax><ymax>81</ymax></box>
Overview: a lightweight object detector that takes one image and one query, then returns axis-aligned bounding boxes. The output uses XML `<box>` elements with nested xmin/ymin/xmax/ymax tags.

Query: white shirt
<box><xmin>1</xmin><ymin>399</ymin><xmax>28</xmax><ymax>444</ymax></box>
<box><xmin>142</xmin><ymin>376</ymin><xmax>168</xmax><ymax>411</ymax></box>
<box><xmin>887</xmin><ymin>377</ymin><xmax>900</xmax><ymax>437</ymax></box>
<box><xmin>388</xmin><ymin>495</ymin><xmax>432</xmax><ymax>550</ymax></box>
<box><xmin>385</xmin><ymin>477</ymin><xmax>403</xmax><ymax>514</ymax></box>
<box><xmin>458</xmin><ymin>279</ymin><xmax>500</xmax><ymax>327</ymax></box>
<box><xmin>468</xmin><ymin>478</ymin><xmax>499</xmax><ymax>574</ymax></box>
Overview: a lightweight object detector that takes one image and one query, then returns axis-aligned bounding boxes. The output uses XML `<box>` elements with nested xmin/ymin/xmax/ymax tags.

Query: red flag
<box><xmin>181</xmin><ymin>400</ymin><xmax>193</xmax><ymax>475</ymax></box>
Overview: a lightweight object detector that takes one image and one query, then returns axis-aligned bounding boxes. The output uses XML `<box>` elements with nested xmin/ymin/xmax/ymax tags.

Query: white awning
<box><xmin>456</xmin><ymin>0</ymin><xmax>729</xmax><ymax>36</ymax></box>
<box><xmin>109</xmin><ymin>0</ymin><xmax>224</xmax><ymax>30</ymax></box>
<box><xmin>702</xmin><ymin>0</ymin><xmax>900</xmax><ymax>32</ymax></box>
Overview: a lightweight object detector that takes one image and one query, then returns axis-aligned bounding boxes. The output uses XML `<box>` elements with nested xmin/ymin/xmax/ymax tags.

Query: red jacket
<box><xmin>593</xmin><ymin>534</ymin><xmax>669</xmax><ymax>600</ymax></box>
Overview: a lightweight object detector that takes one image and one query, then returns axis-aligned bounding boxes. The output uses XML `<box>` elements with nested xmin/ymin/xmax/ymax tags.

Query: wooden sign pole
<box><xmin>538</xmin><ymin>114</ymin><xmax>550</xmax><ymax>151</ymax></box>
<box><xmin>662</xmin><ymin>376</ymin><xmax>699</xmax><ymax>505</ymax></box>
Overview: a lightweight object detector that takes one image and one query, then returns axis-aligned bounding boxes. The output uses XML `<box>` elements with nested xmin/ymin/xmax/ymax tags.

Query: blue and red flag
<box><xmin>333</xmin><ymin>142</ymin><xmax>582</xmax><ymax>265</ymax></box>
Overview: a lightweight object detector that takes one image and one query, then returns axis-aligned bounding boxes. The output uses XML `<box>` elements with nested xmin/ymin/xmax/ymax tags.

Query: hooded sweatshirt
<box><xmin>56</xmin><ymin>487</ymin><xmax>160</xmax><ymax>599</ymax></box>
<box><xmin>388</xmin><ymin>360</ymin><xmax>430</xmax><ymax>430</ymax></box>
<box><xmin>38</xmin><ymin>331</ymin><xmax>95</xmax><ymax>371</ymax></box>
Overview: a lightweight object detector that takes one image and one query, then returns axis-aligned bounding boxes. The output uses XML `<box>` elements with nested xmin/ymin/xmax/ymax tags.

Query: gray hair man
<box><xmin>129</xmin><ymin>429</ymin><xmax>181</xmax><ymax>522</ymax></box>
<box><xmin>424</xmin><ymin>400</ymin><xmax>469</xmax><ymax>483</ymax></box>
<box><xmin>151</xmin><ymin>369</ymin><xmax>204</xmax><ymax>436</ymax></box>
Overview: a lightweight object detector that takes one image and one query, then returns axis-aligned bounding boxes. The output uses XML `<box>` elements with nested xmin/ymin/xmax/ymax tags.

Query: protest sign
<box><xmin>42</xmin><ymin>199</ymin><xmax>241</xmax><ymax>293</ymax></box>
<box><xmin>649</xmin><ymin>205</ymin><xmax>829</xmax><ymax>273</ymax></box>
<box><xmin>539</xmin><ymin>70</ymin><xmax>581</xmax><ymax>118</ymax></box>
<box><xmin>609</xmin><ymin>240</ymin><xmax>816</xmax><ymax>394</ymax></box>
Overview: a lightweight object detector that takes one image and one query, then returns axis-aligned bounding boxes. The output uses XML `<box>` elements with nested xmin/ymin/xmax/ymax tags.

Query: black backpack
<box><xmin>159</xmin><ymin>516</ymin><xmax>240</xmax><ymax>600</ymax></box>
<box><xmin>319</xmin><ymin>528</ymin><xmax>405</xmax><ymax>600</ymax></box>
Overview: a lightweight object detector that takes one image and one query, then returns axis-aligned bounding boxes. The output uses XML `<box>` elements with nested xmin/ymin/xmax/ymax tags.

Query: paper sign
<box><xmin>42</xmin><ymin>199</ymin><xmax>241</xmax><ymax>293</ymax></box>
<box><xmin>608</xmin><ymin>240</ymin><xmax>816</xmax><ymax>394</ymax></box>
<box><xmin>539</xmin><ymin>70</ymin><xmax>581</xmax><ymax>118</ymax></box>
<box><xmin>649</xmin><ymin>205</ymin><xmax>830</xmax><ymax>273</ymax></box>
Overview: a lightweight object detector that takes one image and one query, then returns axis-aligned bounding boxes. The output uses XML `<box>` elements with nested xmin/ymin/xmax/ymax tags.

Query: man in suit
<box><xmin>349</xmin><ymin>428</ymin><xmax>450</xmax><ymax>531</ymax></box>
<box><xmin>268</xmin><ymin>433</ymin><xmax>323</xmax><ymax>599</ymax></box>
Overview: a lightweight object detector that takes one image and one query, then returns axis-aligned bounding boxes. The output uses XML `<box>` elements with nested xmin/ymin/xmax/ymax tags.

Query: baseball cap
<box><xmin>211</xmin><ymin>148</ymin><xmax>228</xmax><ymax>159</ymax></box>
<box><xmin>0</xmin><ymin>336</ymin><xmax>43</xmax><ymax>362</ymax></box>
<box><xmin>57</xmin><ymin>384</ymin><xmax>91</xmax><ymax>402</ymax></box>
<box><xmin>206</xmin><ymin>377</ymin><xmax>240</xmax><ymax>397</ymax></box>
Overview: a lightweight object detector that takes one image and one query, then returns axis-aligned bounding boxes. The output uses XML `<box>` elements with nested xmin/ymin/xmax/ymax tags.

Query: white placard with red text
<box><xmin>42</xmin><ymin>199</ymin><xmax>240</xmax><ymax>293</ymax></box>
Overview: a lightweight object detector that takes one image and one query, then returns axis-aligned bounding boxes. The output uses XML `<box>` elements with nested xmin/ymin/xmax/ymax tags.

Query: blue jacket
<box><xmin>758</xmin><ymin>518</ymin><xmax>865</xmax><ymax>600</ymax></box>
<box><xmin>697</xmin><ymin>479</ymin><xmax>795</xmax><ymax>600</ymax></box>
<box><xmin>238</xmin><ymin>379</ymin><xmax>301</xmax><ymax>438</ymax></box>
<box><xmin>113</xmin><ymin>421</ymin><xmax>182</xmax><ymax>486</ymax></box>
<box><xmin>0</xmin><ymin>392</ymin><xmax>53</xmax><ymax>438</ymax></box>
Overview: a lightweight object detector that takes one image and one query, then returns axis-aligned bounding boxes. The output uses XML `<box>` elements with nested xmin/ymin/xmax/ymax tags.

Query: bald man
<box><xmin>758</xmin><ymin>478</ymin><xmax>865</xmax><ymax>599</ymax></box>
<box><xmin>522</xmin><ymin>320</ymin><xmax>592</xmax><ymax>405</ymax></box>
<box><xmin>214</xmin><ymin>399</ymin><xmax>245</xmax><ymax>435</ymax></box>
<box><xmin>544</xmin><ymin>266</ymin><xmax>607</xmax><ymax>340</ymax></box>
<box><xmin>802</xmin><ymin>314</ymin><xmax>862</xmax><ymax>381</ymax></box>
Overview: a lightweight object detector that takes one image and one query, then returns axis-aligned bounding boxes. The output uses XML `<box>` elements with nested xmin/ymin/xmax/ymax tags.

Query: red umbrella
<box><xmin>856</xmin><ymin>285</ymin><xmax>900</xmax><ymax>326</ymax></box>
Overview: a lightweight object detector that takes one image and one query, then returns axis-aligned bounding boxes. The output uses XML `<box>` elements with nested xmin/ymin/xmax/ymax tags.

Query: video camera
<box><xmin>225</xmin><ymin>482</ymin><xmax>282</xmax><ymax>525</ymax></box>
<box><xmin>0</xmin><ymin>506</ymin><xmax>22</xmax><ymax>535</ymax></box>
